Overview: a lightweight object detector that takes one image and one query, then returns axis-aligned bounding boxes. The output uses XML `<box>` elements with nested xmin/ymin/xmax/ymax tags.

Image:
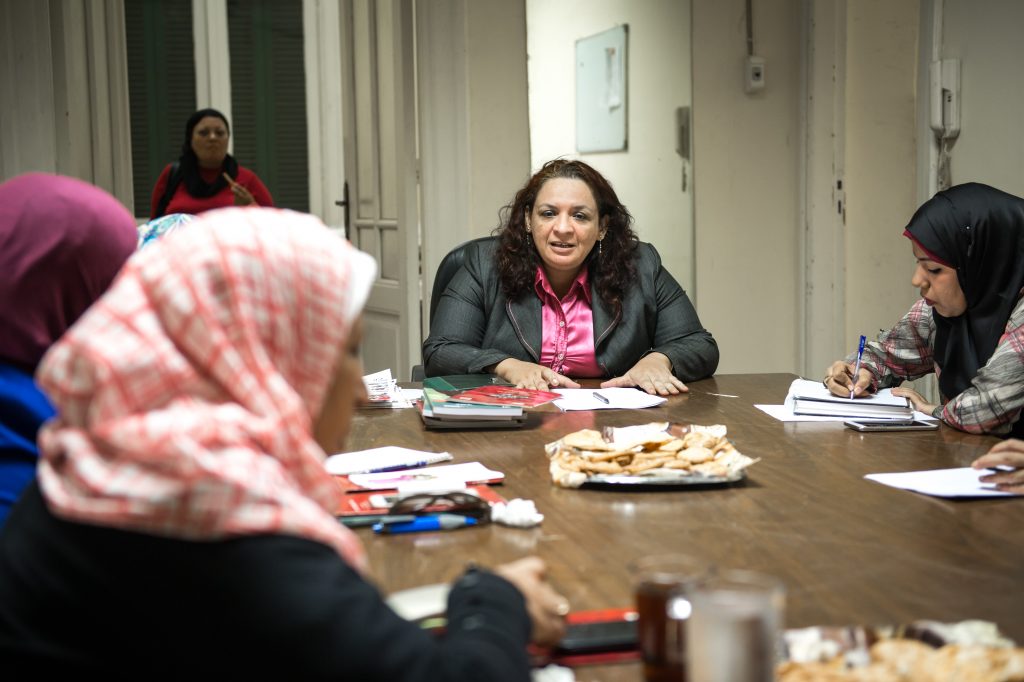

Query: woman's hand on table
<box><xmin>492</xmin><ymin>358</ymin><xmax>580</xmax><ymax>391</ymax></box>
<box><xmin>601</xmin><ymin>352</ymin><xmax>687</xmax><ymax>396</ymax></box>
<box><xmin>823</xmin><ymin>360</ymin><xmax>872</xmax><ymax>398</ymax></box>
<box><xmin>973</xmin><ymin>439</ymin><xmax>1024</xmax><ymax>493</ymax></box>
<box><xmin>890</xmin><ymin>386</ymin><xmax>937</xmax><ymax>415</ymax></box>
<box><xmin>494</xmin><ymin>557</ymin><xmax>568</xmax><ymax>646</ymax></box>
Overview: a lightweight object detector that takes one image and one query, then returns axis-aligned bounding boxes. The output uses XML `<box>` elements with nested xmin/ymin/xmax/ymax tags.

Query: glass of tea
<box><xmin>631</xmin><ymin>554</ymin><xmax>712</xmax><ymax>682</ymax></box>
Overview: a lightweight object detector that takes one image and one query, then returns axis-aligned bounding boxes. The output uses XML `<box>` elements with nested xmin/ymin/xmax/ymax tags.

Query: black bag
<box><xmin>154</xmin><ymin>161</ymin><xmax>183</xmax><ymax>219</ymax></box>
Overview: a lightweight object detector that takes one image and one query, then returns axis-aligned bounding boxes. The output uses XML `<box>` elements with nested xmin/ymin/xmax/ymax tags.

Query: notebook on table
<box><xmin>787</xmin><ymin>378</ymin><xmax>913</xmax><ymax>420</ymax></box>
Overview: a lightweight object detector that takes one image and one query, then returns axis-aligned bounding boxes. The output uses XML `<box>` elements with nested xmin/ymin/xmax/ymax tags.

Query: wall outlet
<box><xmin>745</xmin><ymin>55</ymin><xmax>765</xmax><ymax>93</ymax></box>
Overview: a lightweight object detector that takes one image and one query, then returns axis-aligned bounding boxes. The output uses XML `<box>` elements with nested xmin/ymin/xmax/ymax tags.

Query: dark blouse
<box><xmin>0</xmin><ymin>483</ymin><xmax>532</xmax><ymax>681</ymax></box>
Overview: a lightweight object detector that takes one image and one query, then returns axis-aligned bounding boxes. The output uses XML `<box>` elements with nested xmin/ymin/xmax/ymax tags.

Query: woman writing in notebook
<box><xmin>0</xmin><ymin>209</ymin><xmax>566</xmax><ymax>679</ymax></box>
<box><xmin>823</xmin><ymin>183</ymin><xmax>1024</xmax><ymax>437</ymax></box>
<box><xmin>422</xmin><ymin>159</ymin><xmax>719</xmax><ymax>395</ymax></box>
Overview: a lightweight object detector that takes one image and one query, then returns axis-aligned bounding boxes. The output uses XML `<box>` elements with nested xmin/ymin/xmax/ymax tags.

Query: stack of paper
<box><xmin>363</xmin><ymin>369</ymin><xmax>420</xmax><ymax>408</ymax></box>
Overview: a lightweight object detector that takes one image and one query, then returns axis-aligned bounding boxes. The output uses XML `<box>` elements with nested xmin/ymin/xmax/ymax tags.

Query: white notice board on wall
<box><xmin>575</xmin><ymin>25</ymin><xmax>628</xmax><ymax>153</ymax></box>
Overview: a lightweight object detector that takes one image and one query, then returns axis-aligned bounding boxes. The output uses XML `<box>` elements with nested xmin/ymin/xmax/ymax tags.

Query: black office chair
<box><xmin>412</xmin><ymin>236</ymin><xmax>496</xmax><ymax>381</ymax></box>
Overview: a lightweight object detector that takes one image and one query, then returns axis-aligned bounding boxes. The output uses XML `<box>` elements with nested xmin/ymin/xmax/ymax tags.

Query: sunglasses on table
<box><xmin>387</xmin><ymin>491</ymin><xmax>492</xmax><ymax>522</ymax></box>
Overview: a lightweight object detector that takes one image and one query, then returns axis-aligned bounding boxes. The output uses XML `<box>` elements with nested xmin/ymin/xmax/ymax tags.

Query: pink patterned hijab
<box><xmin>35</xmin><ymin>208</ymin><xmax>375</xmax><ymax>571</ymax></box>
<box><xmin>0</xmin><ymin>173</ymin><xmax>137</xmax><ymax>371</ymax></box>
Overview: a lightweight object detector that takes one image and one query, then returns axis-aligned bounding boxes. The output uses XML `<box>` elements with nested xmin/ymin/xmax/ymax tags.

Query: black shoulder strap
<box><xmin>155</xmin><ymin>161</ymin><xmax>183</xmax><ymax>218</ymax></box>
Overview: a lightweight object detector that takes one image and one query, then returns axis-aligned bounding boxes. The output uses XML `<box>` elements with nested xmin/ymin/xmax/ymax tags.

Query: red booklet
<box><xmin>447</xmin><ymin>385</ymin><xmax>561</xmax><ymax>408</ymax></box>
<box><xmin>335</xmin><ymin>484</ymin><xmax>507</xmax><ymax>516</ymax></box>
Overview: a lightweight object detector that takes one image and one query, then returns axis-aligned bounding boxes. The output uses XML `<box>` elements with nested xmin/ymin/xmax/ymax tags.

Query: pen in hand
<box><xmin>592</xmin><ymin>391</ymin><xmax>610</xmax><ymax>405</ymax></box>
<box><xmin>849</xmin><ymin>335</ymin><xmax>866</xmax><ymax>399</ymax></box>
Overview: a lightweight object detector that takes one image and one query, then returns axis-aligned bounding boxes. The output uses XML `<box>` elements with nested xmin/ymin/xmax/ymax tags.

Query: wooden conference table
<box><xmin>347</xmin><ymin>373</ymin><xmax>1024</xmax><ymax>677</ymax></box>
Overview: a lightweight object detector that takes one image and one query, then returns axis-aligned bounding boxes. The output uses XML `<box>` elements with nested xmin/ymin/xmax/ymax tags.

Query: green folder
<box><xmin>421</xmin><ymin>374</ymin><xmax>512</xmax><ymax>392</ymax></box>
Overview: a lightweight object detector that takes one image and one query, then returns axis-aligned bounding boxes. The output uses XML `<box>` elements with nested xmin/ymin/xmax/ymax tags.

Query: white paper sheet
<box><xmin>864</xmin><ymin>467</ymin><xmax>1022</xmax><ymax>498</ymax></box>
<box><xmin>324</xmin><ymin>446</ymin><xmax>452</xmax><ymax>475</ymax></box>
<box><xmin>552</xmin><ymin>387</ymin><xmax>666</xmax><ymax>411</ymax></box>
<box><xmin>347</xmin><ymin>462</ymin><xmax>504</xmax><ymax>491</ymax></box>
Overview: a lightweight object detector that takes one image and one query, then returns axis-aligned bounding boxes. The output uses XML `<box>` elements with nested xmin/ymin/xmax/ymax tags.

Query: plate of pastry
<box><xmin>544</xmin><ymin>422</ymin><xmax>758</xmax><ymax>489</ymax></box>
<box><xmin>778</xmin><ymin>619</ymin><xmax>1024</xmax><ymax>681</ymax></box>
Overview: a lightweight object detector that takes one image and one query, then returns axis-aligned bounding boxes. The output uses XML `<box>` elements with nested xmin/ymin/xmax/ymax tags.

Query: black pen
<box><xmin>592</xmin><ymin>391</ymin><xmax>610</xmax><ymax>404</ymax></box>
<box><xmin>338</xmin><ymin>514</ymin><xmax>416</xmax><ymax>528</ymax></box>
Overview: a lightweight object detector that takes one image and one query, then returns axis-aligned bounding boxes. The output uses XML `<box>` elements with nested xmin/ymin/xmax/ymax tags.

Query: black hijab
<box><xmin>179</xmin><ymin>108</ymin><xmax>239</xmax><ymax>199</ymax></box>
<box><xmin>903</xmin><ymin>183</ymin><xmax>1024</xmax><ymax>404</ymax></box>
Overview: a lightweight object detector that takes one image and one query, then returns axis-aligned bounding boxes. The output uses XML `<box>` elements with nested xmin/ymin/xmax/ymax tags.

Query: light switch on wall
<box><xmin>745</xmin><ymin>55</ymin><xmax>765</xmax><ymax>93</ymax></box>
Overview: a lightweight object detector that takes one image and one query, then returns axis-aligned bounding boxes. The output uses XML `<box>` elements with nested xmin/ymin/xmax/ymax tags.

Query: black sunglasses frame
<box><xmin>387</xmin><ymin>491</ymin><xmax>492</xmax><ymax>522</ymax></box>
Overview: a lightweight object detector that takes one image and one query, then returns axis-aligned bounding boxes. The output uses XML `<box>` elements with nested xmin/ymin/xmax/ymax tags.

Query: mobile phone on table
<box><xmin>844</xmin><ymin>419</ymin><xmax>939</xmax><ymax>432</ymax></box>
<box><xmin>555</xmin><ymin>619</ymin><xmax>638</xmax><ymax>654</ymax></box>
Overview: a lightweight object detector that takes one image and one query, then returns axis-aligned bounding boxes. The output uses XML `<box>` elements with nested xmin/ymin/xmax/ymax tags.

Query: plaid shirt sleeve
<box><xmin>940</xmin><ymin>295</ymin><xmax>1024</xmax><ymax>435</ymax></box>
<box><xmin>848</xmin><ymin>299</ymin><xmax>936</xmax><ymax>388</ymax></box>
<box><xmin>849</xmin><ymin>296</ymin><xmax>1024</xmax><ymax>435</ymax></box>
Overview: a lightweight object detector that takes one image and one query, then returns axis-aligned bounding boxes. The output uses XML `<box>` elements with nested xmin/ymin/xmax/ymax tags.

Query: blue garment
<box><xmin>0</xmin><ymin>363</ymin><xmax>54</xmax><ymax>526</ymax></box>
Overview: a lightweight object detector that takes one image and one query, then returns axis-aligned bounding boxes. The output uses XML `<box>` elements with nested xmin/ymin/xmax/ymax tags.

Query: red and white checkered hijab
<box><xmin>35</xmin><ymin>208</ymin><xmax>374</xmax><ymax>572</ymax></box>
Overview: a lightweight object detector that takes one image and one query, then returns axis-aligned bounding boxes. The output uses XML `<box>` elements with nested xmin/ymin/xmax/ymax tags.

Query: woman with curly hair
<box><xmin>423</xmin><ymin>159</ymin><xmax>718</xmax><ymax>395</ymax></box>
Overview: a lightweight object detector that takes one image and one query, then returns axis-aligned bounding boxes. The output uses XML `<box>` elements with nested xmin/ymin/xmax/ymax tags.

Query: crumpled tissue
<box><xmin>491</xmin><ymin>498</ymin><xmax>544</xmax><ymax>528</ymax></box>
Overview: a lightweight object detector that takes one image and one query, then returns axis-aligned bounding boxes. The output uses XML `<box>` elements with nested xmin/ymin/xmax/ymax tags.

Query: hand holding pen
<box><xmin>972</xmin><ymin>439</ymin><xmax>1024</xmax><ymax>493</ymax></box>
<box><xmin>822</xmin><ymin>335</ymin><xmax>871</xmax><ymax>398</ymax></box>
<box><xmin>849</xmin><ymin>335</ymin><xmax>866</xmax><ymax>398</ymax></box>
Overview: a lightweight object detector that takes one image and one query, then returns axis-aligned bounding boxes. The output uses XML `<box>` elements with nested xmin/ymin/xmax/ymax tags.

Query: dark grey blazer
<box><xmin>422</xmin><ymin>240</ymin><xmax>719</xmax><ymax>381</ymax></box>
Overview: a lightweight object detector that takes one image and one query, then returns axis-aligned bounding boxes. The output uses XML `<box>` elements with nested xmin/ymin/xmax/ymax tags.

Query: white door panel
<box><xmin>341</xmin><ymin>0</ymin><xmax>420</xmax><ymax>379</ymax></box>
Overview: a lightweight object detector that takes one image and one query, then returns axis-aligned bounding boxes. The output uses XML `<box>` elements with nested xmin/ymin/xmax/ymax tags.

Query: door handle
<box><xmin>334</xmin><ymin>181</ymin><xmax>350</xmax><ymax>234</ymax></box>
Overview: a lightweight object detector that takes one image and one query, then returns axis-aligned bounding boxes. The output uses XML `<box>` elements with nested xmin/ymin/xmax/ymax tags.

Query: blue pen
<box><xmin>850</xmin><ymin>334</ymin><xmax>867</xmax><ymax>399</ymax></box>
<box><xmin>361</xmin><ymin>461</ymin><xmax>432</xmax><ymax>474</ymax></box>
<box><xmin>373</xmin><ymin>514</ymin><xmax>478</xmax><ymax>534</ymax></box>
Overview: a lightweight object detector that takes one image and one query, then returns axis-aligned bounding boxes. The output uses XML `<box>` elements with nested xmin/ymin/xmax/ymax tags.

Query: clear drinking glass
<box><xmin>685</xmin><ymin>569</ymin><xmax>785</xmax><ymax>682</ymax></box>
<box><xmin>631</xmin><ymin>554</ymin><xmax>712</xmax><ymax>682</ymax></box>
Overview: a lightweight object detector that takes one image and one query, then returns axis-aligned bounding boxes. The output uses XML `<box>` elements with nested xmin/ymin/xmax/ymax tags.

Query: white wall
<box><xmin>939</xmin><ymin>0</ymin><xmax>1024</xmax><ymax>196</ymax></box>
<box><xmin>0</xmin><ymin>1</ymin><xmax>58</xmax><ymax>181</ymax></box>
<box><xmin>0</xmin><ymin>0</ymin><xmax>133</xmax><ymax>206</ymax></box>
<box><xmin>417</xmin><ymin>0</ymin><xmax>531</xmax><ymax>338</ymax></box>
<box><xmin>526</xmin><ymin>0</ymin><xmax>695</xmax><ymax>294</ymax></box>
<box><xmin>692</xmin><ymin>0</ymin><xmax>802</xmax><ymax>373</ymax></box>
<box><xmin>844</xmin><ymin>1</ymin><xmax>921</xmax><ymax>346</ymax></box>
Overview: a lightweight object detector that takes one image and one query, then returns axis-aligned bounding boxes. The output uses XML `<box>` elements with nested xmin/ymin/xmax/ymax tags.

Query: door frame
<box><xmin>799</xmin><ymin>0</ymin><xmax>847</xmax><ymax>377</ymax></box>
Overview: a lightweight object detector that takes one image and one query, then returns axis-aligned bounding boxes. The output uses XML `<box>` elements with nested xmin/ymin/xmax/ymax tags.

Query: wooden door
<box><xmin>340</xmin><ymin>0</ymin><xmax>420</xmax><ymax>379</ymax></box>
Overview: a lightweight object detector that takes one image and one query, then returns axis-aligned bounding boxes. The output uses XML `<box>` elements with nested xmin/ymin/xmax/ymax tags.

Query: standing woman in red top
<box><xmin>149</xmin><ymin>108</ymin><xmax>273</xmax><ymax>219</ymax></box>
